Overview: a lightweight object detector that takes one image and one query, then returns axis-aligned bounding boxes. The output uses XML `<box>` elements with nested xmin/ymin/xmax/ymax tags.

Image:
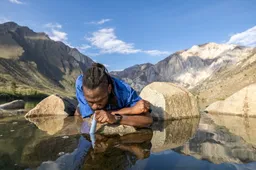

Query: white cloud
<box><xmin>0</xmin><ymin>17</ymin><xmax>10</xmax><ymax>24</ymax></box>
<box><xmin>87</xmin><ymin>53</ymin><xmax>100</xmax><ymax>57</ymax></box>
<box><xmin>111</xmin><ymin>69</ymin><xmax>124</xmax><ymax>72</ymax></box>
<box><xmin>44</xmin><ymin>22</ymin><xmax>68</xmax><ymax>43</ymax></box>
<box><xmin>65</xmin><ymin>42</ymin><xmax>74</xmax><ymax>48</ymax></box>
<box><xmin>90</xmin><ymin>19</ymin><xmax>111</xmax><ymax>25</ymax></box>
<box><xmin>103</xmin><ymin>64</ymin><xmax>110</xmax><ymax>67</ymax></box>
<box><xmin>77</xmin><ymin>44</ymin><xmax>91</xmax><ymax>51</ymax></box>
<box><xmin>227</xmin><ymin>26</ymin><xmax>256</xmax><ymax>47</ymax></box>
<box><xmin>87</xmin><ymin>28</ymin><xmax>170</xmax><ymax>56</ymax></box>
<box><xmin>9</xmin><ymin>0</ymin><xmax>23</xmax><ymax>4</ymax></box>
<box><xmin>144</xmin><ymin>50</ymin><xmax>170</xmax><ymax>56</ymax></box>
<box><xmin>97</xmin><ymin>19</ymin><xmax>111</xmax><ymax>25</ymax></box>
<box><xmin>48</xmin><ymin>29</ymin><xmax>68</xmax><ymax>42</ymax></box>
<box><xmin>87</xmin><ymin>28</ymin><xmax>141</xmax><ymax>54</ymax></box>
<box><xmin>44</xmin><ymin>23</ymin><xmax>62</xmax><ymax>29</ymax></box>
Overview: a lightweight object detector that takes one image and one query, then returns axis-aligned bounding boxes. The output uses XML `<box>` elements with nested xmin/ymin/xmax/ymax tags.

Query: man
<box><xmin>75</xmin><ymin>63</ymin><xmax>153</xmax><ymax>127</ymax></box>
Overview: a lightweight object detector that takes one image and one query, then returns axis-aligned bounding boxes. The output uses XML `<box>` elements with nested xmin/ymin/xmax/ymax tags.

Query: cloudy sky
<box><xmin>0</xmin><ymin>0</ymin><xmax>255</xmax><ymax>71</ymax></box>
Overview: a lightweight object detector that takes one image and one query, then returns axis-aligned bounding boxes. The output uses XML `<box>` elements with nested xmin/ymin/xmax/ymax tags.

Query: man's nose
<box><xmin>91</xmin><ymin>103</ymin><xmax>99</xmax><ymax>110</ymax></box>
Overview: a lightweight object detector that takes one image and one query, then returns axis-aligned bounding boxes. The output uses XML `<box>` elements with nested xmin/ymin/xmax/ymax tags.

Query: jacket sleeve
<box><xmin>75</xmin><ymin>75</ymin><xmax>93</xmax><ymax>118</ymax></box>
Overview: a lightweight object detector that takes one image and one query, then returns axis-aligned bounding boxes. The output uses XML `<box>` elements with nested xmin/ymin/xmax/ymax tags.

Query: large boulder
<box><xmin>25</xmin><ymin>94</ymin><xmax>77</xmax><ymax>118</ymax></box>
<box><xmin>140</xmin><ymin>82</ymin><xmax>199</xmax><ymax>120</ymax></box>
<box><xmin>0</xmin><ymin>100</ymin><xmax>25</xmax><ymax>110</ymax></box>
<box><xmin>205</xmin><ymin>83</ymin><xmax>256</xmax><ymax>116</ymax></box>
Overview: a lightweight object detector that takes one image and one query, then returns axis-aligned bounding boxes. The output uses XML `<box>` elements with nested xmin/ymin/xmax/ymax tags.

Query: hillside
<box><xmin>0</xmin><ymin>22</ymin><xmax>93</xmax><ymax>98</ymax></box>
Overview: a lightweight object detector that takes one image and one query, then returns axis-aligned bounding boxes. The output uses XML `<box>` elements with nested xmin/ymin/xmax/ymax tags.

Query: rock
<box><xmin>83</xmin><ymin>116</ymin><xmax>138</xmax><ymax>136</ymax></box>
<box><xmin>0</xmin><ymin>100</ymin><xmax>25</xmax><ymax>110</ymax></box>
<box><xmin>151</xmin><ymin>118</ymin><xmax>199</xmax><ymax>153</ymax></box>
<box><xmin>25</xmin><ymin>94</ymin><xmax>77</xmax><ymax>118</ymax></box>
<box><xmin>98</xmin><ymin>125</ymin><xmax>137</xmax><ymax>136</ymax></box>
<box><xmin>140</xmin><ymin>82</ymin><xmax>200</xmax><ymax>120</ymax></box>
<box><xmin>205</xmin><ymin>83</ymin><xmax>256</xmax><ymax>116</ymax></box>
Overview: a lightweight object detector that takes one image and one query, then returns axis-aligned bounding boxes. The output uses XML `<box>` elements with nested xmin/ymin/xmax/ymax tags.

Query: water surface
<box><xmin>0</xmin><ymin>112</ymin><xmax>256</xmax><ymax>170</ymax></box>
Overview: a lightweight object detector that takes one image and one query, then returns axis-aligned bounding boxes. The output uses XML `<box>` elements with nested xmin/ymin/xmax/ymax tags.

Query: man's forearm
<box><xmin>111</xmin><ymin>107</ymin><xmax>133</xmax><ymax>115</ymax></box>
<box><xmin>118</xmin><ymin>112</ymin><xmax>153</xmax><ymax>128</ymax></box>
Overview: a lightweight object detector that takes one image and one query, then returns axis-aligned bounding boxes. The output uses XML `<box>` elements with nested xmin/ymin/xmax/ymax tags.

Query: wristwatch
<box><xmin>114</xmin><ymin>114</ymin><xmax>122</xmax><ymax>124</ymax></box>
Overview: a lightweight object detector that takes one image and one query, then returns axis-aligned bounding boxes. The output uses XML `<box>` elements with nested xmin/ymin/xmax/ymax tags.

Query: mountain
<box><xmin>111</xmin><ymin>43</ymin><xmax>256</xmax><ymax>108</ymax></box>
<box><xmin>0</xmin><ymin>22</ymin><xmax>93</xmax><ymax>98</ymax></box>
<box><xmin>111</xmin><ymin>63</ymin><xmax>154</xmax><ymax>91</ymax></box>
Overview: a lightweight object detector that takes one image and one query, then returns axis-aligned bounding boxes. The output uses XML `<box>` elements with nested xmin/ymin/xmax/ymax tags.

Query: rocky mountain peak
<box><xmin>180</xmin><ymin>42</ymin><xmax>237</xmax><ymax>60</ymax></box>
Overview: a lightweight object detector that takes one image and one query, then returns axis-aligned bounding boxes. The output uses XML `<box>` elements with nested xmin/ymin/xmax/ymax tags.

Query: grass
<box><xmin>0</xmin><ymin>82</ymin><xmax>76</xmax><ymax>101</ymax></box>
<box><xmin>0</xmin><ymin>88</ymin><xmax>49</xmax><ymax>101</ymax></box>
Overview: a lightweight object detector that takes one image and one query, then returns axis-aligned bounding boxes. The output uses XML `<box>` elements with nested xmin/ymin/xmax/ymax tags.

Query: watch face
<box><xmin>115</xmin><ymin>114</ymin><xmax>122</xmax><ymax>123</ymax></box>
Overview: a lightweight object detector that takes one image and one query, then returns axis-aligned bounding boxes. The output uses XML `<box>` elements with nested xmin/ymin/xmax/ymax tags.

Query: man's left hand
<box><xmin>95</xmin><ymin>110</ymin><xmax>116</xmax><ymax>124</ymax></box>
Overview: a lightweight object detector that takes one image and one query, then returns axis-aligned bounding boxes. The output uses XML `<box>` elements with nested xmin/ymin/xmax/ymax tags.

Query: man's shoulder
<box><xmin>111</xmin><ymin>76</ymin><xmax>131</xmax><ymax>91</ymax></box>
<box><xmin>76</xmin><ymin>74</ymin><xmax>83</xmax><ymax>88</ymax></box>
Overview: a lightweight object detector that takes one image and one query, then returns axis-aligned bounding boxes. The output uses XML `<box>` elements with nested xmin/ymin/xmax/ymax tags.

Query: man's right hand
<box><xmin>131</xmin><ymin>100</ymin><xmax>151</xmax><ymax>114</ymax></box>
<box><xmin>95</xmin><ymin>110</ymin><xmax>116</xmax><ymax>124</ymax></box>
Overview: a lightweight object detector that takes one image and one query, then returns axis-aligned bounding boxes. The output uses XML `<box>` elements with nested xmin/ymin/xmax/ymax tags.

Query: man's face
<box><xmin>83</xmin><ymin>85</ymin><xmax>111</xmax><ymax>111</ymax></box>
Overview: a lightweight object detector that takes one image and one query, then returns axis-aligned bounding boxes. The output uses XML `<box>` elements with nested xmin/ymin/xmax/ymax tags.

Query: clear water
<box><xmin>0</xmin><ymin>111</ymin><xmax>256</xmax><ymax>170</ymax></box>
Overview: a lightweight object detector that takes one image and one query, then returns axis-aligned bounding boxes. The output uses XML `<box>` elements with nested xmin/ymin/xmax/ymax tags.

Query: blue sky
<box><xmin>0</xmin><ymin>0</ymin><xmax>255</xmax><ymax>71</ymax></box>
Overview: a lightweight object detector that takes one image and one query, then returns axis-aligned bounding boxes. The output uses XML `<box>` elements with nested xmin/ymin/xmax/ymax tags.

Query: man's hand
<box><xmin>95</xmin><ymin>110</ymin><xmax>116</xmax><ymax>124</ymax></box>
<box><xmin>131</xmin><ymin>100</ymin><xmax>151</xmax><ymax>115</ymax></box>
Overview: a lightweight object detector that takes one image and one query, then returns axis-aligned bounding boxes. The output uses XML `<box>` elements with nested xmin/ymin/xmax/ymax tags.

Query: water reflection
<box><xmin>151</xmin><ymin>118</ymin><xmax>199</xmax><ymax>152</ymax></box>
<box><xmin>174</xmin><ymin>113</ymin><xmax>256</xmax><ymax>164</ymax></box>
<box><xmin>0</xmin><ymin>114</ymin><xmax>256</xmax><ymax>170</ymax></box>
<box><xmin>208</xmin><ymin>114</ymin><xmax>256</xmax><ymax>146</ymax></box>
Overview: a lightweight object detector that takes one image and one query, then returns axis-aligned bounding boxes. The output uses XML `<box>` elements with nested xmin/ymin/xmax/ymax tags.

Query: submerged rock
<box><xmin>0</xmin><ymin>100</ymin><xmax>25</xmax><ymax>110</ymax></box>
<box><xmin>140</xmin><ymin>82</ymin><xmax>200</xmax><ymax>120</ymax></box>
<box><xmin>25</xmin><ymin>94</ymin><xmax>77</xmax><ymax>118</ymax></box>
<box><xmin>205</xmin><ymin>83</ymin><xmax>256</xmax><ymax>116</ymax></box>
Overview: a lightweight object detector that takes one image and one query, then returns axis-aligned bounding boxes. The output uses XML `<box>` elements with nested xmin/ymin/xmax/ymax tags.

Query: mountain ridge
<box><xmin>0</xmin><ymin>22</ymin><xmax>93</xmax><ymax>98</ymax></box>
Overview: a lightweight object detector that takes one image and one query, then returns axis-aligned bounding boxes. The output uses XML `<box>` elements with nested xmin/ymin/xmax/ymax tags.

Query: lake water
<box><xmin>0</xmin><ymin>110</ymin><xmax>256</xmax><ymax>170</ymax></box>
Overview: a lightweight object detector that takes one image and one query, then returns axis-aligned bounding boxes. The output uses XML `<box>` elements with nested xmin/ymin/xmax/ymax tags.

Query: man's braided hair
<box><xmin>83</xmin><ymin>63</ymin><xmax>112</xmax><ymax>90</ymax></box>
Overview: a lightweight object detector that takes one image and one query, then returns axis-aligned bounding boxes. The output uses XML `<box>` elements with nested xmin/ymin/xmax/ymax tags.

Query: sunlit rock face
<box><xmin>111</xmin><ymin>43</ymin><xmax>255</xmax><ymax>92</ymax></box>
<box><xmin>205</xmin><ymin>83</ymin><xmax>256</xmax><ymax>116</ymax></box>
<box><xmin>25</xmin><ymin>94</ymin><xmax>77</xmax><ymax>118</ymax></box>
<box><xmin>140</xmin><ymin>82</ymin><xmax>200</xmax><ymax>120</ymax></box>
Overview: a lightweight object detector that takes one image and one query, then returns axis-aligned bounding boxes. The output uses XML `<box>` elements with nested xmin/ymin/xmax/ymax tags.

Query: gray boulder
<box><xmin>0</xmin><ymin>100</ymin><xmax>25</xmax><ymax>110</ymax></box>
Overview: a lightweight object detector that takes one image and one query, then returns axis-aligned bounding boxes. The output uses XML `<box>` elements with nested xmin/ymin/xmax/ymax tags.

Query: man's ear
<box><xmin>108</xmin><ymin>84</ymin><xmax>112</xmax><ymax>94</ymax></box>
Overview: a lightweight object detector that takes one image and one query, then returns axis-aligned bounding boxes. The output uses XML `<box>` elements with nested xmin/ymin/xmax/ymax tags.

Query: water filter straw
<box><xmin>90</xmin><ymin>114</ymin><xmax>97</xmax><ymax>134</ymax></box>
<box><xmin>90</xmin><ymin>114</ymin><xmax>97</xmax><ymax>148</ymax></box>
